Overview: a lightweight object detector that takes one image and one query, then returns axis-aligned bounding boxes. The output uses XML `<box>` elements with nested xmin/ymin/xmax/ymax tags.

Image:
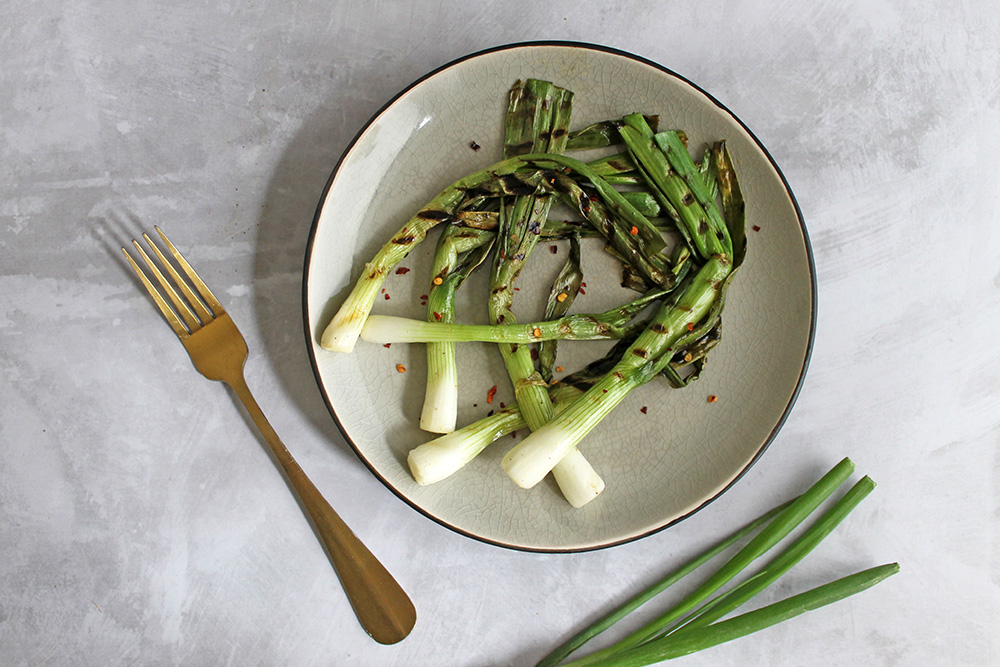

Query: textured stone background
<box><xmin>1</xmin><ymin>1</ymin><xmax>997</xmax><ymax>665</ymax></box>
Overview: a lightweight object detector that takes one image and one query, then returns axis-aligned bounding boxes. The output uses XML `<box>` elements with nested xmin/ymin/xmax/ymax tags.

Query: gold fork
<box><xmin>123</xmin><ymin>226</ymin><xmax>416</xmax><ymax>644</ymax></box>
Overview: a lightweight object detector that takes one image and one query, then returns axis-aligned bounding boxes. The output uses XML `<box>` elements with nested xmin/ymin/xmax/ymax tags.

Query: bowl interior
<box><xmin>304</xmin><ymin>43</ymin><xmax>813</xmax><ymax>552</ymax></box>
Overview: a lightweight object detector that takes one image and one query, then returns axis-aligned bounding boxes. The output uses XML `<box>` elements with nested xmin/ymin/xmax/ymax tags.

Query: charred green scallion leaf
<box><xmin>565</xmin><ymin>115</ymin><xmax>660</xmax><ymax>150</ymax></box>
<box><xmin>539</xmin><ymin>233</ymin><xmax>583</xmax><ymax>383</ymax></box>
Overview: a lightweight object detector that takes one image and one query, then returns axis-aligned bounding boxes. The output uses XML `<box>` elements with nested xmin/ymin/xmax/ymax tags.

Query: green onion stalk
<box><xmin>361</xmin><ymin>288</ymin><xmax>665</xmax><ymax>345</ymax></box>
<box><xmin>602</xmin><ymin>564</ymin><xmax>899</xmax><ymax>666</ymax></box>
<box><xmin>671</xmin><ymin>477</ymin><xmax>877</xmax><ymax>635</ymax></box>
<box><xmin>535</xmin><ymin>500</ymin><xmax>795</xmax><ymax>667</ymax></box>
<box><xmin>617</xmin><ymin>190</ymin><xmax>661</xmax><ymax>218</ymax></box>
<box><xmin>560</xmin><ymin>458</ymin><xmax>857</xmax><ymax>665</ymax></box>
<box><xmin>490</xmin><ymin>80</ymin><xmax>606</xmax><ymax>508</ymax></box>
<box><xmin>419</xmin><ymin>225</ymin><xmax>494</xmax><ymax>433</ymax></box>
<box><xmin>491</xmin><ymin>79</ymin><xmax>569</xmax><ymax>432</ymax></box>
<box><xmin>714</xmin><ymin>140</ymin><xmax>747</xmax><ymax>267</ymax></box>
<box><xmin>538</xmin><ymin>233</ymin><xmax>583</xmax><ymax>383</ymax></box>
<box><xmin>537</xmin><ymin>459</ymin><xmax>899</xmax><ymax>667</ymax></box>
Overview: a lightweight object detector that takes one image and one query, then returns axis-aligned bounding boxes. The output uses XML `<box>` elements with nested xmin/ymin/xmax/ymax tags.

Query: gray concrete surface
<box><xmin>2</xmin><ymin>1</ymin><xmax>997</xmax><ymax>664</ymax></box>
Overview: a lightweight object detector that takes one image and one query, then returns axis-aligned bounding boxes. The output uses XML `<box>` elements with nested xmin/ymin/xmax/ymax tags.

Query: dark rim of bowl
<box><xmin>301</xmin><ymin>40</ymin><xmax>817</xmax><ymax>553</ymax></box>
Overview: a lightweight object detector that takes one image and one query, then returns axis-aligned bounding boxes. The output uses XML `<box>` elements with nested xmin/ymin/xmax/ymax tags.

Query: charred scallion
<box><xmin>539</xmin><ymin>234</ymin><xmax>583</xmax><ymax>383</ymax></box>
<box><xmin>320</xmin><ymin>155</ymin><xmax>530</xmax><ymax>353</ymax></box>
<box><xmin>361</xmin><ymin>288</ymin><xmax>665</xmax><ymax>345</ymax></box>
<box><xmin>492</xmin><ymin>80</ymin><xmax>606</xmax><ymax>508</ymax></box>
<box><xmin>420</xmin><ymin>225</ymin><xmax>495</xmax><ymax>433</ymax></box>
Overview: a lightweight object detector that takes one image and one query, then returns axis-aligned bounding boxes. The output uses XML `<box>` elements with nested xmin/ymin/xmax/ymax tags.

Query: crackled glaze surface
<box><xmin>305</xmin><ymin>45</ymin><xmax>813</xmax><ymax>551</ymax></box>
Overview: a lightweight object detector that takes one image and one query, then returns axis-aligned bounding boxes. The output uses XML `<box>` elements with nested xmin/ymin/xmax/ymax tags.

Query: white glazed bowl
<box><xmin>304</xmin><ymin>42</ymin><xmax>815</xmax><ymax>552</ymax></box>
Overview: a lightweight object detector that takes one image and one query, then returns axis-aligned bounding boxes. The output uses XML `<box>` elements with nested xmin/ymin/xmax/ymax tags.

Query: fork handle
<box><xmin>226</xmin><ymin>373</ymin><xmax>417</xmax><ymax>644</ymax></box>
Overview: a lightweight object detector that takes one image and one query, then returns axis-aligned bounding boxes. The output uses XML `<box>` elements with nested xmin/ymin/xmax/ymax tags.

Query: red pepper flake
<box><xmin>530</xmin><ymin>348</ymin><xmax>539</xmax><ymax>360</ymax></box>
<box><xmin>384</xmin><ymin>293</ymin><xmax>391</xmax><ymax>300</ymax></box>
<box><xmin>581</xmin><ymin>282</ymin><xmax>587</xmax><ymax>288</ymax></box>
<box><xmin>602</xmin><ymin>389</ymin><xmax>607</xmax><ymax>393</ymax></box>
<box><xmin>510</xmin><ymin>430</ymin><xmax>517</xmax><ymax>439</ymax></box>
<box><xmin>487</xmin><ymin>409</ymin><xmax>494</xmax><ymax>417</ymax></box>
<box><xmin>396</xmin><ymin>364</ymin><xmax>406</xmax><ymax>373</ymax></box>
<box><xmin>470</xmin><ymin>140</ymin><xmax>481</xmax><ymax>151</ymax></box>
<box><xmin>708</xmin><ymin>395</ymin><xmax>718</xmax><ymax>403</ymax></box>
<box><xmin>420</xmin><ymin>301</ymin><xmax>427</xmax><ymax>306</ymax></box>
<box><xmin>579</xmin><ymin>288</ymin><xmax>586</xmax><ymax>295</ymax></box>
<box><xmin>419</xmin><ymin>294</ymin><xmax>428</xmax><ymax>300</ymax></box>
<box><xmin>640</xmin><ymin>406</ymin><xmax>648</xmax><ymax>414</ymax></box>
<box><xmin>687</xmin><ymin>322</ymin><xmax>695</xmax><ymax>331</ymax></box>
<box><xmin>550</xmin><ymin>245</ymin><xmax>558</xmax><ymax>254</ymax></box>
<box><xmin>395</xmin><ymin>267</ymin><xmax>410</xmax><ymax>275</ymax></box>
<box><xmin>381</xmin><ymin>288</ymin><xmax>385</xmax><ymax>293</ymax></box>
<box><xmin>433</xmin><ymin>311</ymin><xmax>443</xmax><ymax>321</ymax></box>
<box><xmin>752</xmin><ymin>225</ymin><xmax>761</xmax><ymax>232</ymax></box>
<box><xmin>629</xmin><ymin>226</ymin><xmax>639</xmax><ymax>235</ymax></box>
<box><xmin>514</xmin><ymin>287</ymin><xmax>520</xmax><ymax>291</ymax></box>
<box><xmin>487</xmin><ymin>385</ymin><xmax>498</xmax><ymax>404</ymax></box>
<box><xmin>383</xmin><ymin>343</ymin><xmax>391</xmax><ymax>348</ymax></box>
<box><xmin>499</xmin><ymin>402</ymin><xmax>506</xmax><ymax>408</ymax></box>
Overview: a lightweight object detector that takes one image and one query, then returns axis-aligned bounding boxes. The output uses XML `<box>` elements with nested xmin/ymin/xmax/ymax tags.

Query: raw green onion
<box><xmin>361</xmin><ymin>288</ymin><xmax>665</xmax><ymax>345</ymax></box>
<box><xmin>535</xmin><ymin>460</ymin><xmax>899</xmax><ymax>666</ymax></box>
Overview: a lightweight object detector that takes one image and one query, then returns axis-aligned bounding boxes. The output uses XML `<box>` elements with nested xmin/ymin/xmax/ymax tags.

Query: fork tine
<box><xmin>122</xmin><ymin>247</ymin><xmax>190</xmax><ymax>338</ymax></box>
<box><xmin>131</xmin><ymin>239</ymin><xmax>202</xmax><ymax>333</ymax></box>
<box><xmin>154</xmin><ymin>226</ymin><xmax>225</xmax><ymax>315</ymax></box>
<box><xmin>142</xmin><ymin>232</ymin><xmax>214</xmax><ymax>323</ymax></box>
